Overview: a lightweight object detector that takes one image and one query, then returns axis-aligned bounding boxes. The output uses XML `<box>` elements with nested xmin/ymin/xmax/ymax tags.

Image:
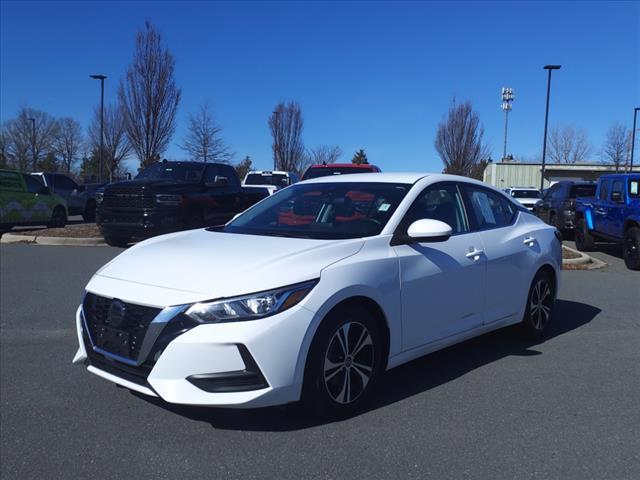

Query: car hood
<box><xmin>93</xmin><ymin>229</ymin><xmax>364</xmax><ymax>300</ymax></box>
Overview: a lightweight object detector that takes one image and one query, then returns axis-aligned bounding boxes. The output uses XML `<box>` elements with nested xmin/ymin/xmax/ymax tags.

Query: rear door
<box><xmin>461</xmin><ymin>185</ymin><xmax>539</xmax><ymax>325</ymax></box>
<box><xmin>22</xmin><ymin>174</ymin><xmax>53</xmax><ymax>222</ymax></box>
<box><xmin>594</xmin><ymin>179</ymin><xmax>610</xmax><ymax>233</ymax></box>
<box><xmin>537</xmin><ymin>185</ymin><xmax>554</xmax><ymax>223</ymax></box>
<box><xmin>607</xmin><ymin>179</ymin><xmax>625</xmax><ymax>237</ymax></box>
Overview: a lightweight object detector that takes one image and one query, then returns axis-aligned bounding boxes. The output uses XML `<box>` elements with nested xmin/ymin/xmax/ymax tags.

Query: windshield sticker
<box><xmin>378</xmin><ymin>203</ymin><xmax>391</xmax><ymax>212</ymax></box>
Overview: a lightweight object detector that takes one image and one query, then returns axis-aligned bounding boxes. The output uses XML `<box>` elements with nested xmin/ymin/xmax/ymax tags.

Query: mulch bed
<box><xmin>562</xmin><ymin>247</ymin><xmax>582</xmax><ymax>260</ymax></box>
<box><xmin>10</xmin><ymin>223</ymin><xmax>102</xmax><ymax>238</ymax></box>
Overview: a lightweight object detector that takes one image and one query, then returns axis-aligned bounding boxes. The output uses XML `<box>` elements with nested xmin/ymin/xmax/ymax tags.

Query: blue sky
<box><xmin>1</xmin><ymin>1</ymin><xmax>639</xmax><ymax>173</ymax></box>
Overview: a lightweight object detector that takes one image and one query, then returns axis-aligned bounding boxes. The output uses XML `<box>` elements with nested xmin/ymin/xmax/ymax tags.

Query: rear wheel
<box><xmin>48</xmin><ymin>206</ymin><xmax>67</xmax><ymax>228</ymax></box>
<box><xmin>520</xmin><ymin>270</ymin><xmax>555</xmax><ymax>339</ymax></box>
<box><xmin>575</xmin><ymin>217</ymin><xmax>595</xmax><ymax>251</ymax></box>
<box><xmin>622</xmin><ymin>227</ymin><xmax>640</xmax><ymax>270</ymax></box>
<box><xmin>104</xmin><ymin>235</ymin><xmax>130</xmax><ymax>248</ymax></box>
<box><xmin>303</xmin><ymin>305</ymin><xmax>384</xmax><ymax>418</ymax></box>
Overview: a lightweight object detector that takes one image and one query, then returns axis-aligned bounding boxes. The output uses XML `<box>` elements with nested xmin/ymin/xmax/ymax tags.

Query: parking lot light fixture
<box><xmin>630</xmin><ymin>107</ymin><xmax>640</xmax><ymax>171</ymax></box>
<box><xmin>501</xmin><ymin>87</ymin><xmax>515</xmax><ymax>160</ymax></box>
<box><xmin>90</xmin><ymin>74</ymin><xmax>107</xmax><ymax>183</ymax></box>
<box><xmin>29</xmin><ymin>117</ymin><xmax>36</xmax><ymax>171</ymax></box>
<box><xmin>540</xmin><ymin>65</ymin><xmax>561</xmax><ymax>191</ymax></box>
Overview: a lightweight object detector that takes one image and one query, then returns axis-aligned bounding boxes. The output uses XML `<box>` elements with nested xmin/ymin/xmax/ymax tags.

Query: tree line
<box><xmin>1</xmin><ymin>20</ymin><xmax>634</xmax><ymax>182</ymax></box>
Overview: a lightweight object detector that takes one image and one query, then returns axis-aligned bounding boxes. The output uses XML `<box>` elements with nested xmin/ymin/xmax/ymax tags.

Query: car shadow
<box><xmin>132</xmin><ymin>299</ymin><xmax>600</xmax><ymax>432</ymax></box>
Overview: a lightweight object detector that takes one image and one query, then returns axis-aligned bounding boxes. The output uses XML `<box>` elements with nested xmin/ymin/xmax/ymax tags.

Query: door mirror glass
<box><xmin>406</xmin><ymin>219</ymin><xmax>452</xmax><ymax>242</ymax></box>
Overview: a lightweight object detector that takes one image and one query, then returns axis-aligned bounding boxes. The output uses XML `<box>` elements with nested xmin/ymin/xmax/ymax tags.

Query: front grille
<box><xmin>83</xmin><ymin>293</ymin><xmax>161</xmax><ymax>362</ymax></box>
<box><xmin>103</xmin><ymin>185</ymin><xmax>155</xmax><ymax>209</ymax></box>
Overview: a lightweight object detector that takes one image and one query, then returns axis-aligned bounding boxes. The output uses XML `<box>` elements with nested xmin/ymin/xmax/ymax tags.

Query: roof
<box><xmin>307</xmin><ymin>163</ymin><xmax>379</xmax><ymax>169</ymax></box>
<box><xmin>301</xmin><ymin>172</ymin><xmax>430</xmax><ymax>184</ymax></box>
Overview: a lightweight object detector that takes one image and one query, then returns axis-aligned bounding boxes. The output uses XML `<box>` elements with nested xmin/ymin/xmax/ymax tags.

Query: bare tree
<box><xmin>268</xmin><ymin>102</ymin><xmax>305</xmax><ymax>173</ymax></box>
<box><xmin>307</xmin><ymin>145</ymin><xmax>341</xmax><ymax>165</ymax></box>
<box><xmin>88</xmin><ymin>104</ymin><xmax>132</xmax><ymax>180</ymax></box>
<box><xmin>548</xmin><ymin>124</ymin><xmax>591</xmax><ymax>164</ymax></box>
<box><xmin>601</xmin><ymin>122</ymin><xmax>629</xmax><ymax>172</ymax></box>
<box><xmin>0</xmin><ymin>123</ymin><xmax>11</xmax><ymax>168</ymax></box>
<box><xmin>53</xmin><ymin>118</ymin><xmax>83</xmax><ymax>173</ymax></box>
<box><xmin>119</xmin><ymin>21</ymin><xmax>181</xmax><ymax>169</ymax></box>
<box><xmin>180</xmin><ymin>103</ymin><xmax>232</xmax><ymax>163</ymax></box>
<box><xmin>4</xmin><ymin>108</ymin><xmax>58</xmax><ymax>171</ymax></box>
<box><xmin>434</xmin><ymin>100</ymin><xmax>490</xmax><ymax>176</ymax></box>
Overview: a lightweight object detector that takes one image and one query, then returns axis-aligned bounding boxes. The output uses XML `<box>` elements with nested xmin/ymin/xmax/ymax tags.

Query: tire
<box><xmin>303</xmin><ymin>304</ymin><xmax>385</xmax><ymax>418</ymax></box>
<box><xmin>104</xmin><ymin>235</ymin><xmax>130</xmax><ymax>248</ymax></box>
<box><xmin>520</xmin><ymin>270</ymin><xmax>555</xmax><ymax>339</ymax></box>
<box><xmin>48</xmin><ymin>206</ymin><xmax>67</xmax><ymax>228</ymax></box>
<box><xmin>622</xmin><ymin>227</ymin><xmax>640</xmax><ymax>270</ymax></box>
<box><xmin>575</xmin><ymin>217</ymin><xmax>595</xmax><ymax>251</ymax></box>
<box><xmin>82</xmin><ymin>200</ymin><xmax>96</xmax><ymax>223</ymax></box>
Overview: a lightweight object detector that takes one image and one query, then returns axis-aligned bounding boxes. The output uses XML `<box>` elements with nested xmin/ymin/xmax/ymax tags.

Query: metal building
<box><xmin>483</xmin><ymin>162</ymin><xmax>640</xmax><ymax>189</ymax></box>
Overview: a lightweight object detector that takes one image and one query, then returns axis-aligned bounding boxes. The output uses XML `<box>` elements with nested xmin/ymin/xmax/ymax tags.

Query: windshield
<box><xmin>136</xmin><ymin>162</ymin><xmax>204</xmax><ymax>182</ymax></box>
<box><xmin>245</xmin><ymin>173</ymin><xmax>289</xmax><ymax>187</ymax></box>
<box><xmin>302</xmin><ymin>166</ymin><xmax>372</xmax><ymax>180</ymax></box>
<box><xmin>511</xmin><ymin>189</ymin><xmax>539</xmax><ymax>199</ymax></box>
<box><xmin>570</xmin><ymin>184</ymin><xmax>596</xmax><ymax>198</ymax></box>
<box><xmin>222</xmin><ymin>182</ymin><xmax>410</xmax><ymax>239</ymax></box>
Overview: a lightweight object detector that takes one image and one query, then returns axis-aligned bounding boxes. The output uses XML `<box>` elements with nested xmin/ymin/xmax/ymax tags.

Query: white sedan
<box><xmin>73</xmin><ymin>173</ymin><xmax>562</xmax><ymax>417</ymax></box>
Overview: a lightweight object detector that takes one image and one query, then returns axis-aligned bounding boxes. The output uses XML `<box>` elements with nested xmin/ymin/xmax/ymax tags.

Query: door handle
<box><xmin>523</xmin><ymin>236</ymin><xmax>536</xmax><ymax>246</ymax></box>
<box><xmin>466</xmin><ymin>248</ymin><xmax>484</xmax><ymax>261</ymax></box>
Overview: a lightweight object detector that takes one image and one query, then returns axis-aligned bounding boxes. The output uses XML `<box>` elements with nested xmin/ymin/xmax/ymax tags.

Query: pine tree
<box><xmin>235</xmin><ymin>155</ymin><xmax>253</xmax><ymax>181</ymax></box>
<box><xmin>351</xmin><ymin>149</ymin><xmax>368</xmax><ymax>165</ymax></box>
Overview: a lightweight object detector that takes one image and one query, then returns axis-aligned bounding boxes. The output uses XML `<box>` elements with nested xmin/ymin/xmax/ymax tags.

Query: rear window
<box><xmin>245</xmin><ymin>173</ymin><xmax>289</xmax><ymax>187</ymax></box>
<box><xmin>569</xmin><ymin>184</ymin><xmax>596</xmax><ymax>198</ymax></box>
<box><xmin>0</xmin><ymin>171</ymin><xmax>23</xmax><ymax>191</ymax></box>
<box><xmin>510</xmin><ymin>189</ymin><xmax>539</xmax><ymax>199</ymax></box>
<box><xmin>302</xmin><ymin>166</ymin><xmax>375</xmax><ymax>180</ymax></box>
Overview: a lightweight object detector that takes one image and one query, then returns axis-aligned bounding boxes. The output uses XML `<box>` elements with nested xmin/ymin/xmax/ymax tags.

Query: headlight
<box><xmin>155</xmin><ymin>194</ymin><xmax>182</xmax><ymax>205</ymax></box>
<box><xmin>95</xmin><ymin>192</ymin><xmax>103</xmax><ymax>204</ymax></box>
<box><xmin>185</xmin><ymin>280</ymin><xmax>318</xmax><ymax>323</ymax></box>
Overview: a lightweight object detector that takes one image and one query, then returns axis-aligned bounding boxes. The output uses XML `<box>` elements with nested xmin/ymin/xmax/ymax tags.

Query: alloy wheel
<box><xmin>530</xmin><ymin>279</ymin><xmax>552</xmax><ymax>330</ymax></box>
<box><xmin>323</xmin><ymin>321</ymin><xmax>374</xmax><ymax>404</ymax></box>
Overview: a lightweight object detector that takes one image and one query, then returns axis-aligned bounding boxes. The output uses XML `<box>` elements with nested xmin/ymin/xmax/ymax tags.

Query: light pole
<box><xmin>90</xmin><ymin>74</ymin><xmax>107</xmax><ymax>183</ymax></box>
<box><xmin>630</xmin><ymin>107</ymin><xmax>640</xmax><ymax>171</ymax></box>
<box><xmin>540</xmin><ymin>65</ymin><xmax>561</xmax><ymax>191</ymax></box>
<box><xmin>272</xmin><ymin>110</ymin><xmax>279</xmax><ymax>170</ymax></box>
<box><xmin>501</xmin><ymin>87</ymin><xmax>514</xmax><ymax>160</ymax></box>
<box><xmin>29</xmin><ymin>117</ymin><xmax>36</xmax><ymax>171</ymax></box>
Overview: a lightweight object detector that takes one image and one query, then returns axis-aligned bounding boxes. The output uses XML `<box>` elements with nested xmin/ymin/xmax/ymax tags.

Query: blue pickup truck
<box><xmin>575</xmin><ymin>173</ymin><xmax>640</xmax><ymax>270</ymax></box>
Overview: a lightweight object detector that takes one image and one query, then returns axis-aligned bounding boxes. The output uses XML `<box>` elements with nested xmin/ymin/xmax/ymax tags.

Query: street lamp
<box><xmin>29</xmin><ymin>117</ymin><xmax>36</xmax><ymax>171</ymax></box>
<box><xmin>630</xmin><ymin>107</ymin><xmax>640</xmax><ymax>171</ymax></box>
<box><xmin>90</xmin><ymin>74</ymin><xmax>107</xmax><ymax>183</ymax></box>
<box><xmin>540</xmin><ymin>65</ymin><xmax>561</xmax><ymax>191</ymax></box>
<box><xmin>501</xmin><ymin>87</ymin><xmax>514</xmax><ymax>160</ymax></box>
<box><xmin>272</xmin><ymin>110</ymin><xmax>279</xmax><ymax>170</ymax></box>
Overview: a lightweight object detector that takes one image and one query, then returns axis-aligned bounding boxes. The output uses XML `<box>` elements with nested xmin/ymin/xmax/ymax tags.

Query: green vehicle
<box><xmin>0</xmin><ymin>169</ymin><xmax>68</xmax><ymax>232</ymax></box>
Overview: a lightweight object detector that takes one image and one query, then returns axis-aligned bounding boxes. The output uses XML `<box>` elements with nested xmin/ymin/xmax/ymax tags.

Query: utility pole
<box><xmin>501</xmin><ymin>87</ymin><xmax>514</xmax><ymax>160</ymax></box>
<box><xmin>272</xmin><ymin>110</ymin><xmax>279</xmax><ymax>170</ymax></box>
<box><xmin>630</xmin><ymin>107</ymin><xmax>639</xmax><ymax>171</ymax></box>
<box><xmin>29</xmin><ymin>117</ymin><xmax>36</xmax><ymax>171</ymax></box>
<box><xmin>540</xmin><ymin>65</ymin><xmax>561</xmax><ymax>191</ymax></box>
<box><xmin>90</xmin><ymin>74</ymin><xmax>107</xmax><ymax>183</ymax></box>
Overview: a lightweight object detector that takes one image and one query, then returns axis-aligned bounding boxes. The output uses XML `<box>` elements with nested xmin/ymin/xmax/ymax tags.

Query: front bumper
<box><xmin>96</xmin><ymin>206</ymin><xmax>183</xmax><ymax>238</ymax></box>
<box><xmin>73</xmin><ymin>297</ymin><xmax>315</xmax><ymax>408</ymax></box>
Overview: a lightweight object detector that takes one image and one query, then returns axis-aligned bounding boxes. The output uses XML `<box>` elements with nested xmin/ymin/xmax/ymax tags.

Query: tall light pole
<box><xmin>272</xmin><ymin>110</ymin><xmax>279</xmax><ymax>170</ymax></box>
<box><xmin>501</xmin><ymin>87</ymin><xmax>514</xmax><ymax>160</ymax></box>
<box><xmin>90</xmin><ymin>74</ymin><xmax>107</xmax><ymax>183</ymax></box>
<box><xmin>630</xmin><ymin>107</ymin><xmax>640</xmax><ymax>171</ymax></box>
<box><xmin>29</xmin><ymin>117</ymin><xmax>36</xmax><ymax>171</ymax></box>
<box><xmin>540</xmin><ymin>65</ymin><xmax>561</xmax><ymax>191</ymax></box>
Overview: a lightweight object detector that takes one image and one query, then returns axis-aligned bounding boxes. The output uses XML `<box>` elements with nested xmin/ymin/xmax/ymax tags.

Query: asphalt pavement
<box><xmin>1</xmin><ymin>243</ymin><xmax>639</xmax><ymax>479</ymax></box>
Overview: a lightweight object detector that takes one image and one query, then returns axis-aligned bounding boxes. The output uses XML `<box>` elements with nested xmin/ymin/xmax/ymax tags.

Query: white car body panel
<box><xmin>74</xmin><ymin>173</ymin><xmax>561</xmax><ymax>408</ymax></box>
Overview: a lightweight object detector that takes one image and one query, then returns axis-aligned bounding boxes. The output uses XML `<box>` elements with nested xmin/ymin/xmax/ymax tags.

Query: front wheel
<box><xmin>623</xmin><ymin>227</ymin><xmax>640</xmax><ymax>270</ymax></box>
<box><xmin>520</xmin><ymin>270</ymin><xmax>556</xmax><ymax>339</ymax></box>
<box><xmin>48</xmin><ymin>206</ymin><xmax>67</xmax><ymax>228</ymax></box>
<box><xmin>303</xmin><ymin>305</ymin><xmax>385</xmax><ymax>418</ymax></box>
<box><xmin>575</xmin><ymin>217</ymin><xmax>595</xmax><ymax>251</ymax></box>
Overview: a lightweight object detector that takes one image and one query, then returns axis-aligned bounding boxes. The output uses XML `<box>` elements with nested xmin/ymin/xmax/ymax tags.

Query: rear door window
<box><xmin>463</xmin><ymin>186</ymin><xmax>515</xmax><ymax>230</ymax></box>
<box><xmin>599</xmin><ymin>180</ymin><xmax>610</xmax><ymax>201</ymax></box>
<box><xmin>0</xmin><ymin>171</ymin><xmax>24</xmax><ymax>191</ymax></box>
<box><xmin>611</xmin><ymin>180</ymin><xmax>624</xmax><ymax>200</ymax></box>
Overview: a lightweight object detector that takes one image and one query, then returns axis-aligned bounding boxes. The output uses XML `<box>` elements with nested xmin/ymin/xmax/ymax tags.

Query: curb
<box><xmin>562</xmin><ymin>245</ymin><xmax>607</xmax><ymax>270</ymax></box>
<box><xmin>1</xmin><ymin>233</ymin><xmax>107</xmax><ymax>246</ymax></box>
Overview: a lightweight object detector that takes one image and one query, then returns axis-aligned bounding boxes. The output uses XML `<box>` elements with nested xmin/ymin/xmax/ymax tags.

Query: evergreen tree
<box><xmin>235</xmin><ymin>155</ymin><xmax>253</xmax><ymax>181</ymax></box>
<box><xmin>351</xmin><ymin>149</ymin><xmax>369</xmax><ymax>165</ymax></box>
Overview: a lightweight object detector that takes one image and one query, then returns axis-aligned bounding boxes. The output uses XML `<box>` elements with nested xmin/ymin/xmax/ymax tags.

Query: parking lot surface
<box><xmin>1</xmin><ymin>243</ymin><xmax>639</xmax><ymax>479</ymax></box>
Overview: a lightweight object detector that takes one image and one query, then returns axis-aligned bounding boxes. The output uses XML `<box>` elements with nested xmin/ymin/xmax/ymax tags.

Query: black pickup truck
<box><xmin>96</xmin><ymin>161</ymin><xmax>268</xmax><ymax>247</ymax></box>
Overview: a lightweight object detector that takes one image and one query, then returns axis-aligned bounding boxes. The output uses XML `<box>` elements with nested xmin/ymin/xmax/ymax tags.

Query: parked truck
<box><xmin>96</xmin><ymin>161</ymin><xmax>269</xmax><ymax>247</ymax></box>
<box><xmin>575</xmin><ymin>173</ymin><xmax>640</xmax><ymax>270</ymax></box>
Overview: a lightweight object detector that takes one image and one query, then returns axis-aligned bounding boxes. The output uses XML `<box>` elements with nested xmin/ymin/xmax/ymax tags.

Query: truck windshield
<box><xmin>302</xmin><ymin>167</ymin><xmax>372</xmax><ymax>180</ymax></box>
<box><xmin>136</xmin><ymin>162</ymin><xmax>204</xmax><ymax>182</ymax></box>
<box><xmin>245</xmin><ymin>173</ymin><xmax>289</xmax><ymax>187</ymax></box>
<box><xmin>222</xmin><ymin>182</ymin><xmax>410</xmax><ymax>239</ymax></box>
<box><xmin>570</xmin><ymin>184</ymin><xmax>596</xmax><ymax>198</ymax></box>
<box><xmin>511</xmin><ymin>190</ymin><xmax>539</xmax><ymax>199</ymax></box>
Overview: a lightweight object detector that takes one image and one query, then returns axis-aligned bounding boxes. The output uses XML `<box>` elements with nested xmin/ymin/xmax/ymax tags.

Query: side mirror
<box><xmin>391</xmin><ymin>219</ymin><xmax>453</xmax><ymax>245</ymax></box>
<box><xmin>611</xmin><ymin>191</ymin><xmax>623</xmax><ymax>203</ymax></box>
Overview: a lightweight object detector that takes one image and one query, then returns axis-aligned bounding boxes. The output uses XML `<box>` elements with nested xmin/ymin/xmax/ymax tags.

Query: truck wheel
<box><xmin>104</xmin><ymin>235</ymin><xmax>130</xmax><ymax>248</ymax></box>
<box><xmin>82</xmin><ymin>200</ymin><xmax>96</xmax><ymax>223</ymax></box>
<box><xmin>623</xmin><ymin>227</ymin><xmax>640</xmax><ymax>270</ymax></box>
<box><xmin>575</xmin><ymin>217</ymin><xmax>594</xmax><ymax>251</ymax></box>
<box><xmin>48</xmin><ymin>206</ymin><xmax>67</xmax><ymax>228</ymax></box>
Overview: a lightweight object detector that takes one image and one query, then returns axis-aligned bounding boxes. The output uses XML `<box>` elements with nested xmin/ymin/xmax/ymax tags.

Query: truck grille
<box><xmin>103</xmin><ymin>186</ymin><xmax>155</xmax><ymax>209</ymax></box>
<box><xmin>82</xmin><ymin>293</ymin><xmax>161</xmax><ymax>362</ymax></box>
